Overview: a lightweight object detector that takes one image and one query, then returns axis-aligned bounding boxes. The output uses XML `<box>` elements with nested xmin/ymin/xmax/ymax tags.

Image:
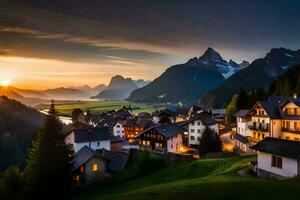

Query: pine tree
<box><xmin>25</xmin><ymin>101</ymin><xmax>74</xmax><ymax>200</ymax></box>
<box><xmin>225</xmin><ymin>95</ymin><xmax>238</xmax><ymax>125</ymax></box>
<box><xmin>199</xmin><ymin>127</ymin><xmax>223</xmax><ymax>156</ymax></box>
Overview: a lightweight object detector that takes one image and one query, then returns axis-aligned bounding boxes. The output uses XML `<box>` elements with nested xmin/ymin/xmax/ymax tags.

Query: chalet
<box><xmin>137</xmin><ymin>123</ymin><xmax>187</xmax><ymax>154</ymax></box>
<box><xmin>72</xmin><ymin>146</ymin><xmax>129</xmax><ymax>184</ymax></box>
<box><xmin>250</xmin><ymin>137</ymin><xmax>300</xmax><ymax>178</ymax></box>
<box><xmin>123</xmin><ymin>118</ymin><xmax>153</xmax><ymax>142</ymax></box>
<box><xmin>181</xmin><ymin>112</ymin><xmax>218</xmax><ymax>147</ymax></box>
<box><xmin>66</xmin><ymin>127</ymin><xmax>111</xmax><ymax>153</ymax></box>
<box><xmin>247</xmin><ymin>96</ymin><xmax>288</xmax><ymax>143</ymax></box>
<box><xmin>234</xmin><ymin>109</ymin><xmax>253</xmax><ymax>153</ymax></box>
<box><xmin>278</xmin><ymin>97</ymin><xmax>300</xmax><ymax>141</ymax></box>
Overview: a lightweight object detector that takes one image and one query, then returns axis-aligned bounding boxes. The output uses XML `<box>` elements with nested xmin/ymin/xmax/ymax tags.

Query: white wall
<box><xmin>167</xmin><ymin>133</ymin><xmax>183</xmax><ymax>154</ymax></box>
<box><xmin>257</xmin><ymin>151</ymin><xmax>299</xmax><ymax>178</ymax></box>
<box><xmin>188</xmin><ymin>120</ymin><xmax>218</xmax><ymax>146</ymax></box>
<box><xmin>113</xmin><ymin>122</ymin><xmax>124</xmax><ymax>138</ymax></box>
<box><xmin>237</xmin><ymin>117</ymin><xmax>250</xmax><ymax>137</ymax></box>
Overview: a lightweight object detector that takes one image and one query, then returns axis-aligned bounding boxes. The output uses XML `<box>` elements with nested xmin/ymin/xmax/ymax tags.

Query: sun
<box><xmin>1</xmin><ymin>80</ymin><xmax>10</xmax><ymax>87</ymax></box>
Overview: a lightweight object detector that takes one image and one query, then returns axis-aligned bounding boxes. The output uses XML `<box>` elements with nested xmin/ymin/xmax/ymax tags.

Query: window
<box><xmin>271</xmin><ymin>155</ymin><xmax>282</xmax><ymax>168</ymax></box>
<box><xmin>191</xmin><ymin>122</ymin><xmax>195</xmax><ymax>126</ymax></box>
<box><xmin>97</xmin><ymin>141</ymin><xmax>100</xmax><ymax>146</ymax></box>
<box><xmin>262</xmin><ymin>133</ymin><xmax>265</xmax><ymax>139</ymax></box>
<box><xmin>80</xmin><ymin>166</ymin><xmax>84</xmax><ymax>173</ymax></box>
<box><xmin>92</xmin><ymin>163</ymin><xmax>99</xmax><ymax>172</ymax></box>
<box><xmin>285</xmin><ymin>136</ymin><xmax>290</xmax><ymax>140</ymax></box>
<box><xmin>197</xmin><ymin>121</ymin><xmax>201</xmax><ymax>126</ymax></box>
<box><xmin>191</xmin><ymin>136</ymin><xmax>195</xmax><ymax>140</ymax></box>
<box><xmin>191</xmin><ymin>129</ymin><xmax>195</xmax><ymax>133</ymax></box>
<box><xmin>295</xmin><ymin>138</ymin><xmax>299</xmax><ymax>141</ymax></box>
<box><xmin>197</xmin><ymin>129</ymin><xmax>201</xmax><ymax>134</ymax></box>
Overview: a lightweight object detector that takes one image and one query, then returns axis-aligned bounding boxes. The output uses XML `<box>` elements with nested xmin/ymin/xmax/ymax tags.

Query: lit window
<box><xmin>92</xmin><ymin>163</ymin><xmax>99</xmax><ymax>172</ymax></box>
<box><xmin>80</xmin><ymin>166</ymin><xmax>84</xmax><ymax>173</ymax></box>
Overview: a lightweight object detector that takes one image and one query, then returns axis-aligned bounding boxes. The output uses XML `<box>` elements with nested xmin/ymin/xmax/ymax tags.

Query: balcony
<box><xmin>248</xmin><ymin>122</ymin><xmax>269</xmax><ymax>132</ymax></box>
<box><xmin>281</xmin><ymin>127</ymin><xmax>300</xmax><ymax>134</ymax></box>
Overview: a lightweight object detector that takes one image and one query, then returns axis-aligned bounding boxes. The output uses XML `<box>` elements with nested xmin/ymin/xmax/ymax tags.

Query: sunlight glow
<box><xmin>0</xmin><ymin>80</ymin><xmax>10</xmax><ymax>87</ymax></box>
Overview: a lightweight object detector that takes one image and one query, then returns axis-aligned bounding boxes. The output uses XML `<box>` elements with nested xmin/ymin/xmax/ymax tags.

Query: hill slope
<box><xmin>76</xmin><ymin>155</ymin><xmax>300</xmax><ymax>200</ymax></box>
<box><xmin>92</xmin><ymin>75</ymin><xmax>138</xmax><ymax>100</ymax></box>
<box><xmin>200</xmin><ymin>48</ymin><xmax>300</xmax><ymax>108</ymax></box>
<box><xmin>272</xmin><ymin>64</ymin><xmax>300</xmax><ymax>96</ymax></box>
<box><xmin>0</xmin><ymin>96</ymin><xmax>44</xmax><ymax>170</ymax></box>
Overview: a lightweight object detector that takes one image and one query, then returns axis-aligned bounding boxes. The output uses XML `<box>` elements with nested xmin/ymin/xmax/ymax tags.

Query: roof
<box><xmin>250</xmin><ymin>137</ymin><xmax>300</xmax><ymax>159</ymax></box>
<box><xmin>103</xmin><ymin>151</ymin><xmax>129</xmax><ymax>172</ymax></box>
<box><xmin>234</xmin><ymin>133</ymin><xmax>249</xmax><ymax>144</ymax></box>
<box><xmin>124</xmin><ymin>118</ymin><xmax>153</xmax><ymax>128</ymax></box>
<box><xmin>235</xmin><ymin>109</ymin><xmax>250</xmax><ymax>118</ymax></box>
<box><xmin>73</xmin><ymin>146</ymin><xmax>107</xmax><ymax>170</ymax></box>
<box><xmin>73</xmin><ymin>146</ymin><xmax>129</xmax><ymax>172</ymax></box>
<box><xmin>72</xmin><ymin>127</ymin><xmax>111</xmax><ymax>143</ymax></box>
<box><xmin>137</xmin><ymin>123</ymin><xmax>186</xmax><ymax>139</ymax></box>
<box><xmin>155</xmin><ymin>108</ymin><xmax>177</xmax><ymax>117</ymax></box>
<box><xmin>211</xmin><ymin>109</ymin><xmax>225</xmax><ymax>115</ymax></box>
<box><xmin>249</xmin><ymin>96</ymin><xmax>289</xmax><ymax>119</ymax></box>
<box><xmin>187</xmin><ymin>112</ymin><xmax>217</xmax><ymax>126</ymax></box>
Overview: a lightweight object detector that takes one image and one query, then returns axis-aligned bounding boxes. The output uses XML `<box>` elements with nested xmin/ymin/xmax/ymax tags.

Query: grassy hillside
<box><xmin>38</xmin><ymin>101</ymin><xmax>166</xmax><ymax>116</ymax></box>
<box><xmin>76</xmin><ymin>155</ymin><xmax>300</xmax><ymax>200</ymax></box>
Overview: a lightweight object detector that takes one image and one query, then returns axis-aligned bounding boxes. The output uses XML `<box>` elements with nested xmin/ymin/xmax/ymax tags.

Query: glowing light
<box><xmin>0</xmin><ymin>80</ymin><xmax>10</xmax><ymax>87</ymax></box>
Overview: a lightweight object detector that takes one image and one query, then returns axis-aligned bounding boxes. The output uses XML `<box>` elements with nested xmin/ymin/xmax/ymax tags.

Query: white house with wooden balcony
<box><xmin>247</xmin><ymin>96</ymin><xmax>288</xmax><ymax>143</ymax></box>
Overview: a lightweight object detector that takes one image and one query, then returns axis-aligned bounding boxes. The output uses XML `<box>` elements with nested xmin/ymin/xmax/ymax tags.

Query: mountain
<box><xmin>0</xmin><ymin>96</ymin><xmax>44</xmax><ymax>170</ymax></box>
<box><xmin>134</xmin><ymin>79</ymin><xmax>150</xmax><ymax>88</ymax></box>
<box><xmin>200</xmin><ymin>48</ymin><xmax>300</xmax><ymax>108</ymax></box>
<box><xmin>42</xmin><ymin>87</ymin><xmax>90</xmax><ymax>100</ymax></box>
<box><xmin>91</xmin><ymin>75</ymin><xmax>138</xmax><ymax>100</ymax></box>
<box><xmin>128</xmin><ymin>48</ymin><xmax>230</xmax><ymax>105</ymax></box>
<box><xmin>0</xmin><ymin>86</ymin><xmax>24</xmax><ymax>99</ymax></box>
<box><xmin>272</xmin><ymin>64</ymin><xmax>300</xmax><ymax>96</ymax></box>
<box><xmin>197</xmin><ymin>47</ymin><xmax>240</xmax><ymax>78</ymax></box>
<box><xmin>93</xmin><ymin>84</ymin><xmax>107</xmax><ymax>92</ymax></box>
<box><xmin>239</xmin><ymin>60</ymin><xmax>250</xmax><ymax>69</ymax></box>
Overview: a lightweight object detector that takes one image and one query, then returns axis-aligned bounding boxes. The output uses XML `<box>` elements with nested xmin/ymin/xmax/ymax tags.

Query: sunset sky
<box><xmin>1</xmin><ymin>0</ymin><xmax>300</xmax><ymax>89</ymax></box>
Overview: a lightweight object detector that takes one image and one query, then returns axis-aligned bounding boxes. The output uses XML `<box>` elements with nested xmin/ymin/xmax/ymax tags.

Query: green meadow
<box><xmin>76</xmin><ymin>154</ymin><xmax>300</xmax><ymax>200</ymax></box>
<box><xmin>39</xmin><ymin>100</ymin><xmax>166</xmax><ymax>116</ymax></box>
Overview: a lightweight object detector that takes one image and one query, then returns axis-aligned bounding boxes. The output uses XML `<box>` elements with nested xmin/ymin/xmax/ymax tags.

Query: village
<box><xmin>64</xmin><ymin>95</ymin><xmax>300</xmax><ymax>186</ymax></box>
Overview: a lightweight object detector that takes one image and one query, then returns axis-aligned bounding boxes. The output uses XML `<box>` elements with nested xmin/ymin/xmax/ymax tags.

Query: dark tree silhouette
<box><xmin>199</xmin><ymin>127</ymin><xmax>223</xmax><ymax>156</ymax></box>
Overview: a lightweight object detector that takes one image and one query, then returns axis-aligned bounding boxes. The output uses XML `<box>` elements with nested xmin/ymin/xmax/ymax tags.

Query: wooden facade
<box><xmin>139</xmin><ymin>129</ymin><xmax>167</xmax><ymax>152</ymax></box>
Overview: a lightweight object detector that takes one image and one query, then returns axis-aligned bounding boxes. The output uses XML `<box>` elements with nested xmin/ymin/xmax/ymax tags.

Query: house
<box><xmin>113</xmin><ymin>121</ymin><xmax>125</xmax><ymax>138</ymax></box>
<box><xmin>250</xmin><ymin>137</ymin><xmax>300</xmax><ymax>178</ymax></box>
<box><xmin>188</xmin><ymin>105</ymin><xmax>205</xmax><ymax>118</ymax></box>
<box><xmin>123</xmin><ymin>118</ymin><xmax>154</xmax><ymax>142</ymax></box>
<box><xmin>247</xmin><ymin>96</ymin><xmax>288</xmax><ymax>143</ymax></box>
<box><xmin>137</xmin><ymin>123</ymin><xmax>187</xmax><ymax>154</ymax></box>
<box><xmin>278</xmin><ymin>97</ymin><xmax>300</xmax><ymax>141</ymax></box>
<box><xmin>72</xmin><ymin>146</ymin><xmax>129</xmax><ymax>184</ymax></box>
<box><xmin>72</xmin><ymin>146</ymin><xmax>109</xmax><ymax>184</ymax></box>
<box><xmin>181</xmin><ymin>112</ymin><xmax>219</xmax><ymax>147</ymax></box>
<box><xmin>66</xmin><ymin>127</ymin><xmax>111</xmax><ymax>153</ymax></box>
<box><xmin>212</xmin><ymin>109</ymin><xmax>226</xmax><ymax>123</ymax></box>
<box><xmin>234</xmin><ymin>109</ymin><xmax>253</xmax><ymax>153</ymax></box>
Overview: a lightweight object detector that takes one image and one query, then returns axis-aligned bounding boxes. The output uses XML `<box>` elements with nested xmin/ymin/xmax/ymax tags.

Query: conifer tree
<box><xmin>199</xmin><ymin>127</ymin><xmax>223</xmax><ymax>156</ymax></box>
<box><xmin>25</xmin><ymin>101</ymin><xmax>73</xmax><ymax>199</ymax></box>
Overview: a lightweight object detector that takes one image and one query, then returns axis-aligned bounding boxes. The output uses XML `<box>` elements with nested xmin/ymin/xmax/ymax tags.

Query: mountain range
<box><xmin>127</xmin><ymin>47</ymin><xmax>246</xmax><ymax>105</ymax></box>
<box><xmin>200</xmin><ymin>48</ymin><xmax>300</xmax><ymax>108</ymax></box>
<box><xmin>91</xmin><ymin>75</ymin><xmax>149</xmax><ymax>100</ymax></box>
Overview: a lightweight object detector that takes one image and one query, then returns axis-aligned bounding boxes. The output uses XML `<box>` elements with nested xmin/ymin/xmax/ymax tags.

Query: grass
<box><xmin>38</xmin><ymin>100</ymin><xmax>166</xmax><ymax>116</ymax></box>
<box><xmin>76</xmin><ymin>155</ymin><xmax>300</xmax><ymax>200</ymax></box>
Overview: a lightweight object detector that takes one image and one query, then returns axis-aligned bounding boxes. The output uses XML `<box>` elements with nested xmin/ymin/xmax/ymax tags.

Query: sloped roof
<box><xmin>137</xmin><ymin>123</ymin><xmax>186</xmax><ymax>139</ymax></box>
<box><xmin>250</xmin><ymin>137</ymin><xmax>300</xmax><ymax>159</ymax></box>
<box><xmin>103</xmin><ymin>151</ymin><xmax>129</xmax><ymax>172</ymax></box>
<box><xmin>234</xmin><ymin>133</ymin><xmax>249</xmax><ymax>144</ymax></box>
<box><xmin>235</xmin><ymin>109</ymin><xmax>250</xmax><ymax>118</ymax></box>
<box><xmin>187</xmin><ymin>112</ymin><xmax>217</xmax><ymax>126</ymax></box>
<box><xmin>72</xmin><ymin>127</ymin><xmax>111</xmax><ymax>143</ymax></box>
<box><xmin>73</xmin><ymin>146</ymin><xmax>107</xmax><ymax>170</ymax></box>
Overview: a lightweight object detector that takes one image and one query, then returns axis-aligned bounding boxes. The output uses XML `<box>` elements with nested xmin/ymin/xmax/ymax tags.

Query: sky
<box><xmin>0</xmin><ymin>0</ymin><xmax>300</xmax><ymax>89</ymax></box>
